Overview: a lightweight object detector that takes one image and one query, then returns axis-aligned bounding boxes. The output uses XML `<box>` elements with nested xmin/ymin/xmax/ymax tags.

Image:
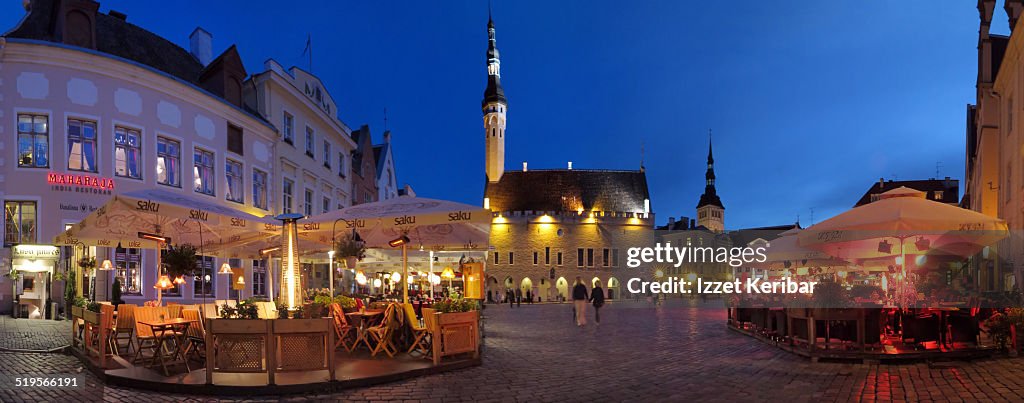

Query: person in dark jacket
<box><xmin>590</xmin><ymin>283</ymin><xmax>605</xmax><ymax>324</ymax></box>
<box><xmin>507</xmin><ymin>289</ymin><xmax>514</xmax><ymax>308</ymax></box>
<box><xmin>572</xmin><ymin>277</ymin><xmax>589</xmax><ymax>327</ymax></box>
<box><xmin>514</xmin><ymin>287</ymin><xmax>522</xmax><ymax>307</ymax></box>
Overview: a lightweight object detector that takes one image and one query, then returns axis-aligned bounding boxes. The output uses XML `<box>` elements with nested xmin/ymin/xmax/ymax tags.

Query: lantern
<box><xmin>463</xmin><ymin>262</ymin><xmax>484</xmax><ymax>300</ymax></box>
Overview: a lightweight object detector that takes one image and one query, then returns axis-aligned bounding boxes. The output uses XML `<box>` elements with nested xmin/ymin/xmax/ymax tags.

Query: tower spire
<box><xmin>696</xmin><ymin>128</ymin><xmax>724</xmax><ymax>232</ymax></box>
<box><xmin>483</xmin><ymin>10</ymin><xmax>508</xmax><ymax>183</ymax></box>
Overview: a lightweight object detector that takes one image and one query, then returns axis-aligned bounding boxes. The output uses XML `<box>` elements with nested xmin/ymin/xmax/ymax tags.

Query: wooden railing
<box><xmin>204</xmin><ymin>318</ymin><xmax>334</xmax><ymax>385</ymax></box>
<box><xmin>70</xmin><ymin>306</ymin><xmax>111</xmax><ymax>368</ymax></box>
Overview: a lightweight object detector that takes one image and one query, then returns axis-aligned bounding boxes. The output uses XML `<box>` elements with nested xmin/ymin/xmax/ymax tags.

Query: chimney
<box><xmin>522</xmin><ymin>161</ymin><xmax>527</xmax><ymax>172</ymax></box>
<box><xmin>383</xmin><ymin>130</ymin><xmax>391</xmax><ymax>144</ymax></box>
<box><xmin>108</xmin><ymin>10</ymin><xmax>127</xmax><ymax>21</ymax></box>
<box><xmin>568</xmin><ymin>161</ymin><xmax>573</xmax><ymax>170</ymax></box>
<box><xmin>189</xmin><ymin>27</ymin><xmax>213</xmax><ymax>66</ymax></box>
<box><xmin>1007</xmin><ymin>0</ymin><xmax>1024</xmax><ymax>33</ymax></box>
<box><xmin>879</xmin><ymin>178</ymin><xmax>884</xmax><ymax>189</ymax></box>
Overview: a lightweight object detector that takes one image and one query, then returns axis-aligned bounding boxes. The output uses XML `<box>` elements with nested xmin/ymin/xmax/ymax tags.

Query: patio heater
<box><xmin>277</xmin><ymin>213</ymin><xmax>305</xmax><ymax>310</ymax></box>
<box><xmin>389</xmin><ymin>235</ymin><xmax>411</xmax><ymax>303</ymax></box>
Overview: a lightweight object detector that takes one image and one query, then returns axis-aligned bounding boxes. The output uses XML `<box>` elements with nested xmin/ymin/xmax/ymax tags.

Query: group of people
<box><xmin>504</xmin><ymin>287</ymin><xmax>534</xmax><ymax>307</ymax></box>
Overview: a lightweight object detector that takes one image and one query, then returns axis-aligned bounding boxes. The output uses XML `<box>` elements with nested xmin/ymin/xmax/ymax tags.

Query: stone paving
<box><xmin>0</xmin><ymin>316</ymin><xmax>70</xmax><ymax>351</ymax></box>
<box><xmin>1</xmin><ymin>300</ymin><xmax>1024</xmax><ymax>402</ymax></box>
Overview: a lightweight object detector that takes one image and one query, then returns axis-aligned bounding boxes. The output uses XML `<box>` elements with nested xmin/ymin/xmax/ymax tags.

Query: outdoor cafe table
<box><xmin>140</xmin><ymin>318</ymin><xmax>195</xmax><ymax>376</ymax></box>
<box><xmin>345</xmin><ymin>310</ymin><xmax>384</xmax><ymax>351</ymax></box>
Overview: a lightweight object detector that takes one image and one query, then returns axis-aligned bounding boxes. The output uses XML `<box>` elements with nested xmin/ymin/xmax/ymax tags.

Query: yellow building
<box><xmin>965</xmin><ymin>0</ymin><xmax>1022</xmax><ymax>292</ymax></box>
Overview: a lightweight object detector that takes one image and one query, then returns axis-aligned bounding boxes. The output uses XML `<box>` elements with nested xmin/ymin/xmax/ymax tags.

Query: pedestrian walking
<box><xmin>515</xmin><ymin>287</ymin><xmax>522</xmax><ymax>307</ymax></box>
<box><xmin>590</xmin><ymin>282</ymin><xmax>605</xmax><ymax>324</ymax></box>
<box><xmin>526</xmin><ymin>290</ymin><xmax>532</xmax><ymax>304</ymax></box>
<box><xmin>572</xmin><ymin>277</ymin><xmax>588</xmax><ymax>327</ymax></box>
<box><xmin>507</xmin><ymin>289</ymin><xmax>514</xmax><ymax>308</ymax></box>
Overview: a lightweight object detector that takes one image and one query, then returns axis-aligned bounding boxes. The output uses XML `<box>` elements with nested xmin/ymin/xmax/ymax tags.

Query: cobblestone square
<box><xmin>2</xmin><ymin>300</ymin><xmax>1024</xmax><ymax>402</ymax></box>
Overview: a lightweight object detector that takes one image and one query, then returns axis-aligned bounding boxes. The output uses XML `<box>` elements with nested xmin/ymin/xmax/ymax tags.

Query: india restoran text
<box><xmin>626</xmin><ymin>277</ymin><xmax>817</xmax><ymax>295</ymax></box>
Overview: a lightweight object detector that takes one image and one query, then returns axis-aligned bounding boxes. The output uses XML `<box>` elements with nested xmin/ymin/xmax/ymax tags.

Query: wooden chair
<box><xmin>166</xmin><ymin>304</ymin><xmax>183</xmax><ymax>319</ymax></box>
<box><xmin>404</xmin><ymin>303</ymin><xmax>431</xmax><ymax>357</ymax></box>
<box><xmin>132</xmin><ymin>307</ymin><xmax>164</xmax><ymax>364</ymax></box>
<box><xmin>113</xmin><ymin>304</ymin><xmax>135</xmax><ymax>355</ymax></box>
<box><xmin>329</xmin><ymin>303</ymin><xmax>356</xmax><ymax>351</ymax></box>
<box><xmin>181</xmin><ymin>309</ymin><xmax>206</xmax><ymax>362</ymax></box>
<box><xmin>97</xmin><ymin>304</ymin><xmax>116</xmax><ymax>357</ymax></box>
<box><xmin>366</xmin><ymin>304</ymin><xmax>398</xmax><ymax>357</ymax></box>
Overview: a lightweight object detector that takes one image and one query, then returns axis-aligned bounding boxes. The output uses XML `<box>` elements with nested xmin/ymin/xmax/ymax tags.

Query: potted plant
<box><xmin>219</xmin><ymin>303</ymin><xmax>239</xmax><ymax>319</ymax></box>
<box><xmin>335</xmin><ymin>295</ymin><xmax>358</xmax><ymax>313</ymax></box>
<box><xmin>335</xmin><ymin>233</ymin><xmax>366</xmax><ymax>269</ymax></box>
<box><xmin>985</xmin><ymin>311</ymin><xmax>1013</xmax><ymax>351</ymax></box>
<box><xmin>276</xmin><ymin>299</ymin><xmax>291</xmax><ymax>319</ymax></box>
<box><xmin>162</xmin><ymin>243</ymin><xmax>199</xmax><ymax>279</ymax></box>
<box><xmin>78</xmin><ymin>257</ymin><xmax>97</xmax><ymax>272</ymax></box>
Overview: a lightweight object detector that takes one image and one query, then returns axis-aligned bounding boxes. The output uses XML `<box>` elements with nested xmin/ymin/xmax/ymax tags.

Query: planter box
<box><xmin>273</xmin><ymin>318</ymin><xmax>333</xmax><ymax>375</ymax></box>
<box><xmin>205</xmin><ymin>318</ymin><xmax>334</xmax><ymax>385</ymax></box>
<box><xmin>71</xmin><ymin>306</ymin><xmax>84</xmax><ymax>319</ymax></box>
<box><xmin>83</xmin><ymin>310</ymin><xmax>102</xmax><ymax>325</ymax></box>
<box><xmin>423</xmin><ymin>309</ymin><xmax>480</xmax><ymax>365</ymax></box>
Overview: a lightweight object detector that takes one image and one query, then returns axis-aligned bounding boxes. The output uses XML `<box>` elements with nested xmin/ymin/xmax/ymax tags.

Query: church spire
<box><xmin>483</xmin><ymin>10</ymin><xmax>508</xmax><ymax>183</ymax></box>
<box><xmin>697</xmin><ymin>129</ymin><xmax>724</xmax><ymax>231</ymax></box>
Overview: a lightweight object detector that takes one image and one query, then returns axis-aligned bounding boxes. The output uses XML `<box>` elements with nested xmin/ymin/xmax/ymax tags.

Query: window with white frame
<box><xmin>114</xmin><ymin>126</ymin><xmax>142</xmax><ymax>179</ymax></box>
<box><xmin>17</xmin><ymin>114</ymin><xmax>49</xmax><ymax>168</ymax></box>
<box><xmin>67</xmin><ymin>119</ymin><xmax>98</xmax><ymax>173</ymax></box>
<box><xmin>114</xmin><ymin>247</ymin><xmax>142</xmax><ymax>295</ymax></box>
<box><xmin>338</xmin><ymin>151</ymin><xmax>346</xmax><ymax>177</ymax></box>
<box><xmin>304</xmin><ymin>188</ymin><xmax>314</xmax><ymax>216</ymax></box>
<box><xmin>194</xmin><ymin>148</ymin><xmax>215</xmax><ymax>196</ymax></box>
<box><xmin>323</xmin><ymin>141</ymin><xmax>331</xmax><ymax>168</ymax></box>
<box><xmin>157</xmin><ymin>137</ymin><xmax>180</xmax><ymax>187</ymax></box>
<box><xmin>322</xmin><ymin>196</ymin><xmax>330</xmax><ymax>213</ymax></box>
<box><xmin>4</xmin><ymin>201</ymin><xmax>37</xmax><ymax>246</ymax></box>
<box><xmin>226</xmin><ymin>159</ymin><xmax>244</xmax><ymax>203</ymax></box>
<box><xmin>252</xmin><ymin>259</ymin><xmax>266</xmax><ymax>297</ymax></box>
<box><xmin>253</xmin><ymin>169</ymin><xmax>268</xmax><ymax>210</ymax></box>
<box><xmin>305</xmin><ymin>127</ymin><xmax>315</xmax><ymax>157</ymax></box>
<box><xmin>194</xmin><ymin>256</ymin><xmax>214</xmax><ymax>297</ymax></box>
<box><xmin>228</xmin><ymin>258</ymin><xmax>242</xmax><ymax>300</ymax></box>
<box><xmin>283</xmin><ymin>112</ymin><xmax>294</xmax><ymax>144</ymax></box>
<box><xmin>283</xmin><ymin>178</ymin><xmax>294</xmax><ymax>214</ymax></box>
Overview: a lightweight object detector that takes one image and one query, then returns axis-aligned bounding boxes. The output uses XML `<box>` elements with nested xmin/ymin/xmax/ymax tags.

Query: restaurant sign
<box><xmin>46</xmin><ymin>172</ymin><xmax>115</xmax><ymax>195</ymax></box>
<box><xmin>12</xmin><ymin>244</ymin><xmax>60</xmax><ymax>260</ymax></box>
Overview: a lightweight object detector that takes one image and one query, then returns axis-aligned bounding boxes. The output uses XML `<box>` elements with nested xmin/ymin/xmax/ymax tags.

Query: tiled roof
<box><xmin>484</xmin><ymin>169</ymin><xmax>650</xmax><ymax>213</ymax></box>
<box><xmin>854</xmin><ymin>178</ymin><xmax>959</xmax><ymax>207</ymax></box>
<box><xmin>5</xmin><ymin>0</ymin><xmax>203</xmax><ymax>85</ymax></box>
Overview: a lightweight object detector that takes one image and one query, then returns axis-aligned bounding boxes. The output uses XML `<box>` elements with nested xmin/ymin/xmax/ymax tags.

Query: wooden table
<box><xmin>345</xmin><ymin>310</ymin><xmax>384</xmax><ymax>351</ymax></box>
<box><xmin>139</xmin><ymin>318</ymin><xmax>195</xmax><ymax>376</ymax></box>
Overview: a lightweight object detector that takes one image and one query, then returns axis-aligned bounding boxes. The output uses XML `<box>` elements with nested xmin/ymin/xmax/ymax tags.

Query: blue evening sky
<box><xmin>1</xmin><ymin>1</ymin><xmax>1001</xmax><ymax>229</ymax></box>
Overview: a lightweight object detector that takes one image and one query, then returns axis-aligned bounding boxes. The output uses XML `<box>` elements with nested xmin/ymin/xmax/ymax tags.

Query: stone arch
<box><xmin>556</xmin><ymin>277</ymin><xmax>569</xmax><ymax>301</ymax></box>
<box><xmin>607</xmin><ymin>277</ymin><xmax>620</xmax><ymax>300</ymax></box>
<box><xmin>485</xmin><ymin>276</ymin><xmax>498</xmax><ymax>302</ymax></box>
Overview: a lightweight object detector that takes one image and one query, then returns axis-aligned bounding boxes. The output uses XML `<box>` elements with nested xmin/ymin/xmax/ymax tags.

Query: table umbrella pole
<box><xmin>402</xmin><ymin>243</ymin><xmax>408</xmax><ymax>304</ymax></box>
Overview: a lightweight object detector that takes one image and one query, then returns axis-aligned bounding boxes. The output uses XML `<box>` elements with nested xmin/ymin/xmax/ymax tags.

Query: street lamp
<box><xmin>327</xmin><ymin>250</ymin><xmax>336</xmax><ymax>296</ymax></box>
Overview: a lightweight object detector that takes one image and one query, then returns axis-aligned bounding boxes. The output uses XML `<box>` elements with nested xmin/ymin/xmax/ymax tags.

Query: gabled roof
<box><xmin>854</xmin><ymin>178</ymin><xmax>959</xmax><ymax>207</ymax></box>
<box><xmin>373</xmin><ymin>142</ymin><xmax>389</xmax><ymax>179</ymax></box>
<box><xmin>484</xmin><ymin>169</ymin><xmax>650</xmax><ymax>213</ymax></box>
<box><xmin>5</xmin><ymin>1</ymin><xmax>203</xmax><ymax>84</ymax></box>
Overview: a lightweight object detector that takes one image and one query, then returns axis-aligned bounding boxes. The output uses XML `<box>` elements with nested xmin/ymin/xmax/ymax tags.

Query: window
<box><xmin>253</xmin><ymin>169</ymin><xmax>268</xmax><ymax>210</ymax></box>
<box><xmin>305</xmin><ymin>127</ymin><xmax>315</xmax><ymax>157</ymax></box>
<box><xmin>67</xmin><ymin>119</ymin><xmax>97</xmax><ymax>172</ymax></box>
<box><xmin>934</xmin><ymin>191</ymin><xmax>944</xmax><ymax>201</ymax></box>
<box><xmin>114</xmin><ymin>247</ymin><xmax>142</xmax><ymax>295</ymax></box>
<box><xmin>557</xmin><ymin>251</ymin><xmax>563</xmax><ymax>266</ymax></box>
<box><xmin>533</xmin><ymin>251</ymin><xmax>539</xmax><ymax>265</ymax></box>
<box><xmin>194</xmin><ymin>256</ymin><xmax>214</xmax><ymax>297</ymax></box>
<box><xmin>227</xmin><ymin>124</ymin><xmax>244</xmax><ymax>156</ymax></box>
<box><xmin>322</xmin><ymin>196</ymin><xmax>331</xmax><ymax>213</ymax></box>
<box><xmin>338</xmin><ymin>152</ymin><xmax>346</xmax><ymax>177</ymax></box>
<box><xmin>17</xmin><ymin>114</ymin><xmax>49</xmax><ymax>168</ymax></box>
<box><xmin>194</xmin><ymin>148</ymin><xmax>215</xmax><ymax>196</ymax></box>
<box><xmin>508</xmin><ymin>252</ymin><xmax>514</xmax><ymax>265</ymax></box>
<box><xmin>228</xmin><ymin>258</ymin><xmax>242</xmax><ymax>300</ymax></box>
<box><xmin>587</xmin><ymin>249</ymin><xmax>594</xmax><ymax>267</ymax></box>
<box><xmin>545</xmin><ymin>247</ymin><xmax>551</xmax><ymax>265</ymax></box>
<box><xmin>226</xmin><ymin>159</ymin><xmax>244</xmax><ymax>203</ymax></box>
<box><xmin>157</xmin><ymin>137</ymin><xmax>181</xmax><ymax>187</ymax></box>
<box><xmin>283</xmin><ymin>179</ymin><xmax>294</xmax><ymax>214</ymax></box>
<box><xmin>114</xmin><ymin>126</ymin><xmax>142</xmax><ymax>179</ymax></box>
<box><xmin>577</xmin><ymin>249</ymin><xmax>584</xmax><ymax>267</ymax></box>
<box><xmin>304</xmin><ymin>188</ymin><xmax>314</xmax><ymax>216</ymax></box>
<box><xmin>612</xmin><ymin>249</ymin><xmax>619</xmax><ymax>266</ymax></box>
<box><xmin>323</xmin><ymin>141</ymin><xmax>331</xmax><ymax>168</ymax></box>
<box><xmin>4</xmin><ymin>201</ymin><xmax>37</xmax><ymax>245</ymax></box>
<box><xmin>603</xmin><ymin>249</ymin><xmax>610</xmax><ymax>267</ymax></box>
<box><xmin>493</xmin><ymin>251</ymin><xmax>499</xmax><ymax>264</ymax></box>
<box><xmin>282</xmin><ymin>112</ymin><xmax>294</xmax><ymax>144</ymax></box>
<box><xmin>252</xmin><ymin>259</ymin><xmax>266</xmax><ymax>297</ymax></box>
